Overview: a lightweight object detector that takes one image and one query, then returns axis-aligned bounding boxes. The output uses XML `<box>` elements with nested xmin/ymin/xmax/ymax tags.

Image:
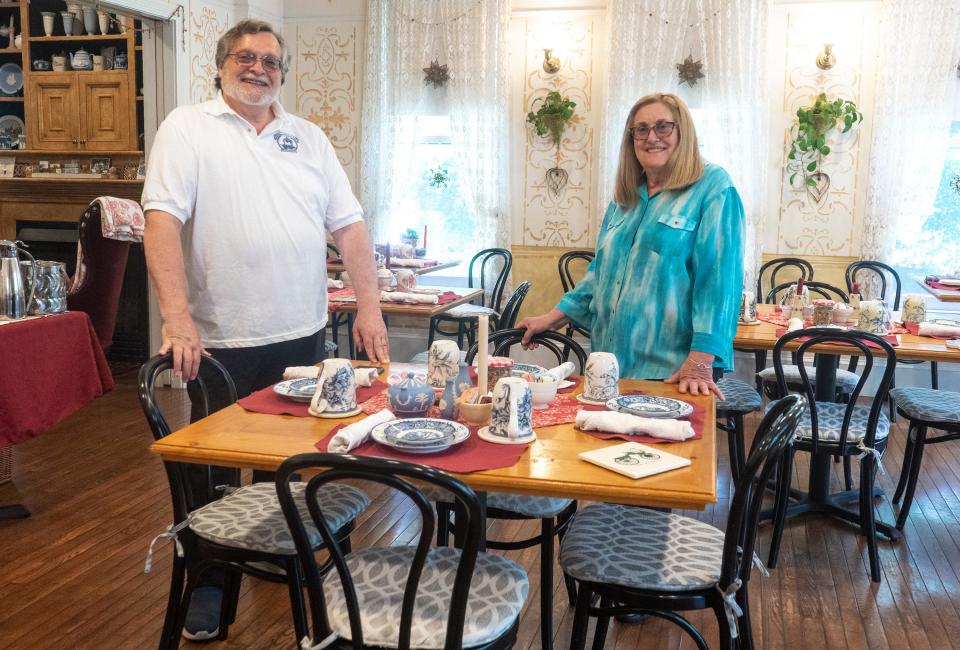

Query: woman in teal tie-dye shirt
<box><xmin>519</xmin><ymin>93</ymin><xmax>744</xmax><ymax>398</ymax></box>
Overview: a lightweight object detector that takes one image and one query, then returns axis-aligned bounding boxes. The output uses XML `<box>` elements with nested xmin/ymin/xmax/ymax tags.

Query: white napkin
<box><xmin>918</xmin><ymin>322</ymin><xmax>960</xmax><ymax>338</ymax></box>
<box><xmin>390</xmin><ymin>258</ymin><xmax>438</xmax><ymax>268</ymax></box>
<box><xmin>786</xmin><ymin>317</ymin><xmax>804</xmax><ymax>332</ymax></box>
<box><xmin>575</xmin><ymin>410</ymin><xmax>695</xmax><ymax>441</ymax></box>
<box><xmin>328</xmin><ymin>409</ymin><xmax>396</xmax><ymax>453</ymax></box>
<box><xmin>546</xmin><ymin>361</ymin><xmax>576</xmax><ymax>381</ymax></box>
<box><xmin>283</xmin><ymin>365</ymin><xmax>378</xmax><ymax>386</ymax></box>
<box><xmin>327</xmin><ymin>278</ymin><xmax>344</xmax><ymax>289</ymax></box>
<box><xmin>380</xmin><ymin>291</ymin><xmax>439</xmax><ymax>304</ymax></box>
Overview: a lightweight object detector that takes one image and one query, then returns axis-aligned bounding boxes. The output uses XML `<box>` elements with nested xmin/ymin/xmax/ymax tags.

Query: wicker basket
<box><xmin>0</xmin><ymin>445</ymin><xmax>12</xmax><ymax>485</ymax></box>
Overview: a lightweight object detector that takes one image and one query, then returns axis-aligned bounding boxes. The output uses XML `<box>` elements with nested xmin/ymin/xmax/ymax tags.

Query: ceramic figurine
<box><xmin>387</xmin><ymin>372</ymin><xmax>435</xmax><ymax>418</ymax></box>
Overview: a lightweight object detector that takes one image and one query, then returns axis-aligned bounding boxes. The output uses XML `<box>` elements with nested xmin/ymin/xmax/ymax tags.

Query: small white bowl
<box><xmin>528</xmin><ymin>376</ymin><xmax>559</xmax><ymax>410</ymax></box>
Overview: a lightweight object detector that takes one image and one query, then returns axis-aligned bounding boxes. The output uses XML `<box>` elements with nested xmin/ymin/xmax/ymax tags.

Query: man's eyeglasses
<box><xmin>226</xmin><ymin>51</ymin><xmax>284</xmax><ymax>73</ymax></box>
<box><xmin>628</xmin><ymin>121</ymin><xmax>676</xmax><ymax>141</ymax></box>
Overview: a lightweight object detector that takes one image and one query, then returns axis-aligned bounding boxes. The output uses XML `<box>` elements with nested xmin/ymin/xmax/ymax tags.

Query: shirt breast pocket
<box><xmin>646</xmin><ymin>211</ymin><xmax>699</xmax><ymax>257</ymax></box>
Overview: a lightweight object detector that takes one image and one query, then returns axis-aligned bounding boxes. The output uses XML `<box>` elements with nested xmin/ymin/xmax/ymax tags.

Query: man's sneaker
<box><xmin>182</xmin><ymin>585</ymin><xmax>223</xmax><ymax>641</ymax></box>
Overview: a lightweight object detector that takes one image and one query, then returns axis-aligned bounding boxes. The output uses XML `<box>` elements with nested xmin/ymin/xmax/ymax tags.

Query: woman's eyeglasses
<box><xmin>226</xmin><ymin>51</ymin><xmax>284</xmax><ymax>73</ymax></box>
<box><xmin>628</xmin><ymin>121</ymin><xmax>676</xmax><ymax>141</ymax></box>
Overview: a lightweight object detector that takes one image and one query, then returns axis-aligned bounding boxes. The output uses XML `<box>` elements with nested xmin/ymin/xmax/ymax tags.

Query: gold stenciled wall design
<box><xmin>189</xmin><ymin>3</ymin><xmax>233</xmax><ymax>103</ymax></box>
<box><xmin>769</xmin><ymin>4</ymin><xmax>879</xmax><ymax>258</ymax></box>
<box><xmin>293</xmin><ymin>25</ymin><xmax>362</xmax><ymax>187</ymax></box>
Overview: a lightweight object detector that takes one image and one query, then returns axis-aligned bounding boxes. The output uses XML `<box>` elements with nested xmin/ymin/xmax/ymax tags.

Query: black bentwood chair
<box><xmin>715</xmin><ymin>376</ymin><xmax>764</xmax><ymax>485</ymax></box>
<box><xmin>559</xmin><ymin>394</ymin><xmax>806</xmax><ymax>650</ymax></box>
<box><xmin>428</xmin><ymin>248</ymin><xmax>512</xmax><ymax>348</ymax></box>
<box><xmin>277</xmin><ymin>453</ymin><xmax>528</xmax><ymax>650</ymax></box>
<box><xmin>766</xmin><ymin>328</ymin><xmax>896</xmax><ymax>582</ymax></box>
<box><xmin>557</xmin><ymin>250</ymin><xmax>594</xmax><ymax>345</ymax></box>
<box><xmin>139</xmin><ymin>354</ymin><xmax>370</xmax><ymax>648</ymax></box>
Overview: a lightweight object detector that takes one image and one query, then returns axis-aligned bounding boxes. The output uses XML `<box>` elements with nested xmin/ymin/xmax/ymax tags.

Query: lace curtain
<box><xmin>600</xmin><ymin>0</ymin><xmax>769</xmax><ymax>289</ymax></box>
<box><xmin>359</xmin><ymin>0</ymin><xmax>510</xmax><ymax>250</ymax></box>
<box><xmin>862</xmin><ymin>0</ymin><xmax>960</xmax><ymax>266</ymax></box>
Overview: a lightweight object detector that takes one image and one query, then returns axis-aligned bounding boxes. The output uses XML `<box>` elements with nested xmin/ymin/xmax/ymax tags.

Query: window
<box><xmin>386</xmin><ymin>115</ymin><xmax>477</xmax><ymax>272</ymax></box>
<box><xmin>894</xmin><ymin>81</ymin><xmax>960</xmax><ymax>273</ymax></box>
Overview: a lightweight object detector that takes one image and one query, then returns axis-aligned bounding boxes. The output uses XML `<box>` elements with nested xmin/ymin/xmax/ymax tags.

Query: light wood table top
<box><xmin>734</xmin><ymin>305</ymin><xmax>960</xmax><ymax>363</ymax></box>
<box><xmin>327</xmin><ymin>260</ymin><xmax>461</xmax><ymax>276</ymax></box>
<box><xmin>329</xmin><ymin>287</ymin><xmax>484</xmax><ymax>317</ymax></box>
<box><xmin>915</xmin><ymin>277</ymin><xmax>960</xmax><ymax>303</ymax></box>
<box><xmin>150</xmin><ymin>377</ymin><xmax>717</xmax><ymax>510</ymax></box>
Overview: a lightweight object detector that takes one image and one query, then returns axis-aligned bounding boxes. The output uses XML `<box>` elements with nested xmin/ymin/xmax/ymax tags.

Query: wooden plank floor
<box><xmin>3</xmin><ymin>367</ymin><xmax>960</xmax><ymax>649</ymax></box>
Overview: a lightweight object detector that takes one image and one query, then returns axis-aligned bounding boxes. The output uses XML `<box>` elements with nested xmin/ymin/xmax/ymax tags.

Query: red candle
<box><xmin>422</xmin><ymin>225</ymin><xmax>427</xmax><ymax>251</ymax></box>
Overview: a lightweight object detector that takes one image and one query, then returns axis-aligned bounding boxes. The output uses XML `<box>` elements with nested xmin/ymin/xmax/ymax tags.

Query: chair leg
<box><xmin>715</xmin><ymin>603</ymin><xmax>734</xmax><ymax>650</ymax></box>
<box><xmin>159</xmin><ymin>552</ymin><xmax>188</xmax><ymax>650</ymax></box>
<box><xmin>843</xmin><ymin>455</ymin><xmax>853</xmax><ymax>492</ymax></box>
<box><xmin>568</xmin><ymin>582</ymin><xmax>592</xmax><ymax>650</ymax></box>
<box><xmin>768</xmin><ymin>447</ymin><xmax>794</xmax><ymax>568</ymax></box>
<box><xmin>859</xmin><ymin>458</ymin><xmax>881</xmax><ymax>582</ymax></box>
<box><xmin>285</xmin><ymin>558</ymin><xmax>309</xmax><ymax>642</ymax></box>
<box><xmin>896</xmin><ymin>425</ymin><xmax>928</xmax><ymax>531</ymax></box>
<box><xmin>931</xmin><ymin>361</ymin><xmax>939</xmax><ymax>389</ymax></box>
<box><xmin>540</xmin><ymin>518</ymin><xmax>555</xmax><ymax>650</ymax></box>
<box><xmin>590</xmin><ymin>597</ymin><xmax>611</xmax><ymax>650</ymax></box>
<box><xmin>220</xmin><ymin>567</ymin><xmax>242</xmax><ymax>637</ymax></box>
<box><xmin>436</xmin><ymin>502</ymin><xmax>451</xmax><ymax>547</ymax></box>
<box><xmin>726</xmin><ymin>415</ymin><xmax>743</xmax><ymax>485</ymax></box>
<box><xmin>892</xmin><ymin>422</ymin><xmax>918</xmax><ymax>504</ymax></box>
<box><xmin>738</xmin><ymin>584</ymin><xmax>755</xmax><ymax>650</ymax></box>
<box><xmin>427</xmin><ymin>317</ymin><xmax>437</xmax><ymax>347</ymax></box>
<box><xmin>556</xmin><ymin>504</ymin><xmax>578</xmax><ymax>607</ymax></box>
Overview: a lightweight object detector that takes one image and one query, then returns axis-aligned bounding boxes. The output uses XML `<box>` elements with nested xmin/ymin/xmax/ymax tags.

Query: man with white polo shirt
<box><xmin>142</xmin><ymin>19</ymin><xmax>387</xmax><ymax>641</ymax></box>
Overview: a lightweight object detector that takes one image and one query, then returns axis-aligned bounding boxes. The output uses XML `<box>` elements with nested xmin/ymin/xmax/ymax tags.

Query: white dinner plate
<box><xmin>937</xmin><ymin>279</ymin><xmax>960</xmax><ymax>287</ymax></box>
<box><xmin>606</xmin><ymin>395</ymin><xmax>694</xmax><ymax>419</ymax></box>
<box><xmin>273</xmin><ymin>378</ymin><xmax>317</xmax><ymax>402</ymax></box>
<box><xmin>371</xmin><ymin>418</ymin><xmax>469</xmax><ymax>454</ymax></box>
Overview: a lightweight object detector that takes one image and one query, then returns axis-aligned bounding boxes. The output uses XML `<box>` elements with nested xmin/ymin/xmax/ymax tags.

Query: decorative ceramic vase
<box><xmin>60</xmin><ymin>12</ymin><xmax>74</xmax><ymax>37</ymax></box>
<box><xmin>97</xmin><ymin>10</ymin><xmax>109</xmax><ymax>35</ymax></box>
<box><xmin>438</xmin><ymin>377</ymin><xmax>458</xmax><ymax>420</ymax></box>
<box><xmin>387</xmin><ymin>372</ymin><xmax>435</xmax><ymax>418</ymax></box>
<box><xmin>902</xmin><ymin>294</ymin><xmax>927</xmax><ymax>324</ymax></box>
<box><xmin>82</xmin><ymin>6</ymin><xmax>97</xmax><ymax>35</ymax></box>
<box><xmin>41</xmin><ymin>12</ymin><xmax>55</xmax><ymax>37</ymax></box>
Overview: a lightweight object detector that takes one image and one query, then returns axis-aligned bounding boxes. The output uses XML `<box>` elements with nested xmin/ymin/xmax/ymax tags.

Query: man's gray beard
<box><xmin>221</xmin><ymin>77</ymin><xmax>276</xmax><ymax>107</ymax></box>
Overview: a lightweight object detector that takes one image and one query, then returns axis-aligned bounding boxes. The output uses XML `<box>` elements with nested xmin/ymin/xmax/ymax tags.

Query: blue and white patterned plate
<box><xmin>606</xmin><ymin>395</ymin><xmax>694</xmax><ymax>419</ymax></box>
<box><xmin>932</xmin><ymin>319</ymin><xmax>960</xmax><ymax>327</ymax></box>
<box><xmin>511</xmin><ymin>362</ymin><xmax>547</xmax><ymax>378</ymax></box>
<box><xmin>371</xmin><ymin>418</ymin><xmax>469</xmax><ymax>454</ymax></box>
<box><xmin>273</xmin><ymin>378</ymin><xmax>318</xmax><ymax>402</ymax></box>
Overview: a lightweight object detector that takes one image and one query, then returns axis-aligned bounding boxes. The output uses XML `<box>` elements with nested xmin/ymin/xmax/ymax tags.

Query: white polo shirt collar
<box><xmin>201</xmin><ymin>91</ymin><xmax>291</xmax><ymax>132</ymax></box>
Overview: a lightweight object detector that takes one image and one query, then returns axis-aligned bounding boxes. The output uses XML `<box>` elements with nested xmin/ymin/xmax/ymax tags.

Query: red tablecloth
<box><xmin>0</xmin><ymin>312</ymin><xmax>114</xmax><ymax>446</ymax></box>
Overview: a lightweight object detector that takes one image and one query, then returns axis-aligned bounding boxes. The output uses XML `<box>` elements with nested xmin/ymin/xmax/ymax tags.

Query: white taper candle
<box><xmin>477</xmin><ymin>314</ymin><xmax>489</xmax><ymax>397</ymax></box>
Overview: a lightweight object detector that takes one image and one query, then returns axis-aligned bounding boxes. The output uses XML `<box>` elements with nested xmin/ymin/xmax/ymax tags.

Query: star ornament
<box><xmin>676</xmin><ymin>55</ymin><xmax>705</xmax><ymax>86</ymax></box>
<box><xmin>952</xmin><ymin>174</ymin><xmax>960</xmax><ymax>197</ymax></box>
<box><xmin>422</xmin><ymin>60</ymin><xmax>450</xmax><ymax>88</ymax></box>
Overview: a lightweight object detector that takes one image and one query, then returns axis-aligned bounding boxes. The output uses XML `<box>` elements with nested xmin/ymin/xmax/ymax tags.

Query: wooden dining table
<box><xmin>149</xmin><ymin>375</ymin><xmax>717</xmax><ymax>512</ymax></box>
<box><xmin>329</xmin><ymin>287</ymin><xmax>484</xmax><ymax>318</ymax></box>
<box><xmin>327</xmin><ymin>260</ymin><xmax>461</xmax><ymax>276</ymax></box>
<box><xmin>734</xmin><ymin>304</ymin><xmax>960</xmax><ymax>539</ymax></box>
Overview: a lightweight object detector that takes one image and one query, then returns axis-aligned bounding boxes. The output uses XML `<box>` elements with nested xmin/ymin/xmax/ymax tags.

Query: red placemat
<box><xmin>926</xmin><ymin>279</ymin><xmax>960</xmax><ymax>292</ymax></box>
<box><xmin>760</xmin><ymin>313</ymin><xmax>907</xmax><ymax>334</ymax></box>
<box><xmin>579</xmin><ymin>394</ymin><xmax>705</xmax><ymax>444</ymax></box>
<box><xmin>774</xmin><ymin>327</ymin><xmax>900</xmax><ymax>347</ymax></box>
<box><xmin>315</xmin><ymin>423</ymin><xmax>528</xmax><ymax>473</ymax></box>
<box><xmin>238</xmin><ymin>380</ymin><xmax>389</xmax><ymax>417</ymax></box>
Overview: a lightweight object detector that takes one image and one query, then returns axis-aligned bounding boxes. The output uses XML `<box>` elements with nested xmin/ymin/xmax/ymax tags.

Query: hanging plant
<box><xmin>526</xmin><ymin>91</ymin><xmax>576</xmax><ymax>198</ymax></box>
<box><xmin>787</xmin><ymin>93</ymin><xmax>863</xmax><ymax>203</ymax></box>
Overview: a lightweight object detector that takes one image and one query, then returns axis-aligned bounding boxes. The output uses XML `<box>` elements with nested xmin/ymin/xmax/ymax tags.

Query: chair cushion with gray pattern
<box><xmin>423</xmin><ymin>486</ymin><xmax>573</xmax><ymax>519</ymax></box>
<box><xmin>323</xmin><ymin>546</ymin><xmax>528</xmax><ymax>648</ymax></box>
<box><xmin>559</xmin><ymin>504</ymin><xmax>723</xmax><ymax>592</ymax></box>
<box><xmin>716</xmin><ymin>377</ymin><xmax>762</xmax><ymax>414</ymax></box>
<box><xmin>890</xmin><ymin>387</ymin><xmax>960</xmax><ymax>424</ymax></box>
<box><xmin>764</xmin><ymin>400</ymin><xmax>889</xmax><ymax>444</ymax></box>
<box><xmin>757</xmin><ymin>365</ymin><xmax>859</xmax><ymax>392</ymax></box>
<box><xmin>188</xmin><ymin>482</ymin><xmax>369</xmax><ymax>555</ymax></box>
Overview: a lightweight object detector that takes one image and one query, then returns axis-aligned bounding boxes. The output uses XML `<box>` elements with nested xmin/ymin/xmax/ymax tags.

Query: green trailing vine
<box><xmin>526</xmin><ymin>91</ymin><xmax>576</xmax><ymax>149</ymax></box>
<box><xmin>787</xmin><ymin>92</ymin><xmax>863</xmax><ymax>188</ymax></box>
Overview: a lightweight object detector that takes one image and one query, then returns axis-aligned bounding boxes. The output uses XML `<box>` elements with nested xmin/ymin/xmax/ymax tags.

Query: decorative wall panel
<box><xmin>188</xmin><ymin>2</ymin><xmax>233</xmax><ymax>103</ymax></box>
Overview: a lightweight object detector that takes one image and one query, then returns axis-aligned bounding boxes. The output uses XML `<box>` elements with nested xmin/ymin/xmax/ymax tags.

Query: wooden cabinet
<box><xmin>28</xmin><ymin>71</ymin><xmax>132</xmax><ymax>150</ymax></box>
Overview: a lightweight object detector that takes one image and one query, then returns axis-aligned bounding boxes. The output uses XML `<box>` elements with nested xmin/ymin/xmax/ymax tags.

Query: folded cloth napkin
<box><xmin>390</xmin><ymin>258</ymin><xmax>439</xmax><ymax>268</ymax></box>
<box><xmin>327</xmin><ymin>278</ymin><xmax>344</xmax><ymax>289</ymax></box>
<box><xmin>786</xmin><ymin>317</ymin><xmax>804</xmax><ymax>332</ymax></box>
<box><xmin>94</xmin><ymin>196</ymin><xmax>145</xmax><ymax>242</ymax></box>
<box><xmin>546</xmin><ymin>361</ymin><xmax>576</xmax><ymax>381</ymax></box>
<box><xmin>380</xmin><ymin>290</ymin><xmax>439</xmax><ymax>304</ymax></box>
<box><xmin>328</xmin><ymin>409</ymin><xmax>396</xmax><ymax>453</ymax></box>
<box><xmin>283</xmin><ymin>365</ymin><xmax>379</xmax><ymax>387</ymax></box>
<box><xmin>919</xmin><ymin>322</ymin><xmax>960</xmax><ymax>338</ymax></box>
<box><xmin>575</xmin><ymin>410</ymin><xmax>695</xmax><ymax>441</ymax></box>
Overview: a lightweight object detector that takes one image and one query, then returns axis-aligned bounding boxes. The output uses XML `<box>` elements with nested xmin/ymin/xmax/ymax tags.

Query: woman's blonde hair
<box><xmin>613</xmin><ymin>93</ymin><xmax>704</xmax><ymax>209</ymax></box>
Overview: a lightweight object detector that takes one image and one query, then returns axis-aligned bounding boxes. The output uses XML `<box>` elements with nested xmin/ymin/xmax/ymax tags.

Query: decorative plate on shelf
<box><xmin>0</xmin><ymin>63</ymin><xmax>22</xmax><ymax>95</ymax></box>
<box><xmin>606</xmin><ymin>395</ymin><xmax>694</xmax><ymax>419</ymax></box>
<box><xmin>0</xmin><ymin>115</ymin><xmax>24</xmax><ymax>139</ymax></box>
<box><xmin>371</xmin><ymin>418</ymin><xmax>469</xmax><ymax>454</ymax></box>
<box><xmin>273</xmin><ymin>378</ymin><xmax>317</xmax><ymax>402</ymax></box>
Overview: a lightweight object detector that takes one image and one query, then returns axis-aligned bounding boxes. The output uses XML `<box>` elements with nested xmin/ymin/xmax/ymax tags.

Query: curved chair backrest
<box><xmin>766</xmin><ymin>280</ymin><xmax>848</xmax><ymax>305</ymax></box>
<box><xmin>772</xmin><ymin>327</ymin><xmax>896</xmax><ymax>453</ymax></box>
<box><xmin>558</xmin><ymin>250</ymin><xmax>594</xmax><ymax>293</ymax></box>
<box><xmin>277</xmin><ymin>453</ymin><xmax>485</xmax><ymax>650</ymax></box>
<box><xmin>66</xmin><ymin>201</ymin><xmax>132</xmax><ymax>350</ymax></box>
<box><xmin>465</xmin><ymin>327</ymin><xmax>588</xmax><ymax>373</ymax></box>
<box><xmin>845</xmin><ymin>260</ymin><xmax>901</xmax><ymax>309</ymax></box>
<box><xmin>756</xmin><ymin>257</ymin><xmax>814</xmax><ymax>303</ymax></box>
<box><xmin>468</xmin><ymin>248</ymin><xmax>512</xmax><ymax>311</ymax></box>
<box><xmin>720</xmin><ymin>394</ymin><xmax>806</xmax><ymax>588</ymax></box>
<box><xmin>138</xmin><ymin>353</ymin><xmax>238</xmax><ymax>518</ymax></box>
<box><xmin>494</xmin><ymin>280</ymin><xmax>532</xmax><ymax>332</ymax></box>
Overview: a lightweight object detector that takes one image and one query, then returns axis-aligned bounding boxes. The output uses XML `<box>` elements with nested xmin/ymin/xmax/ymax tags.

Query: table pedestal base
<box><xmin>0</xmin><ymin>504</ymin><xmax>30</xmax><ymax>520</ymax></box>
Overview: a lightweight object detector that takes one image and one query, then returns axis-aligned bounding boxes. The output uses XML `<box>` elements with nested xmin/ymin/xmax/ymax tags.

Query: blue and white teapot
<box><xmin>387</xmin><ymin>372</ymin><xmax>435</xmax><ymax>418</ymax></box>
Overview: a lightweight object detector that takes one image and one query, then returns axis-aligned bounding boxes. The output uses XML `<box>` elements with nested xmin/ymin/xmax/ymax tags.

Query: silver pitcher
<box><xmin>30</xmin><ymin>260</ymin><xmax>69</xmax><ymax>315</ymax></box>
<box><xmin>0</xmin><ymin>240</ymin><xmax>36</xmax><ymax>320</ymax></box>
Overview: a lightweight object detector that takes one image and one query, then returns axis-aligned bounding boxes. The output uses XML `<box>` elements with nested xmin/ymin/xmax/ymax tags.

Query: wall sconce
<box><xmin>542</xmin><ymin>48</ymin><xmax>560</xmax><ymax>74</ymax></box>
<box><xmin>816</xmin><ymin>43</ymin><xmax>836</xmax><ymax>70</ymax></box>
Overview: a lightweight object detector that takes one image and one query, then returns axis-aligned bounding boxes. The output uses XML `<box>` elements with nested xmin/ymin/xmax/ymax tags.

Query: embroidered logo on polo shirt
<box><xmin>274</xmin><ymin>132</ymin><xmax>299</xmax><ymax>152</ymax></box>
